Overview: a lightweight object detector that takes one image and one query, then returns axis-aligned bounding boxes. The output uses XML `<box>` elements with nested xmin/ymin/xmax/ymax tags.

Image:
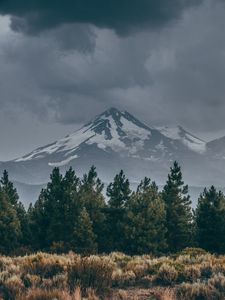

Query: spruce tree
<box><xmin>107</xmin><ymin>170</ymin><xmax>131</xmax><ymax>208</ymax></box>
<box><xmin>105</xmin><ymin>170</ymin><xmax>131</xmax><ymax>252</ymax></box>
<box><xmin>61</xmin><ymin>167</ymin><xmax>81</xmax><ymax>244</ymax></box>
<box><xmin>162</xmin><ymin>161</ymin><xmax>193</xmax><ymax>253</ymax></box>
<box><xmin>28</xmin><ymin>190</ymin><xmax>49</xmax><ymax>250</ymax></box>
<box><xmin>44</xmin><ymin>168</ymin><xmax>64</xmax><ymax>247</ymax></box>
<box><xmin>79</xmin><ymin>166</ymin><xmax>106</xmax><ymax>252</ymax></box>
<box><xmin>125</xmin><ymin>178</ymin><xmax>167</xmax><ymax>255</ymax></box>
<box><xmin>195</xmin><ymin>186</ymin><xmax>225</xmax><ymax>253</ymax></box>
<box><xmin>16</xmin><ymin>201</ymin><xmax>31</xmax><ymax>247</ymax></box>
<box><xmin>29</xmin><ymin>167</ymin><xmax>82</xmax><ymax>251</ymax></box>
<box><xmin>0</xmin><ymin>170</ymin><xmax>30</xmax><ymax>247</ymax></box>
<box><xmin>72</xmin><ymin>208</ymin><xmax>97</xmax><ymax>254</ymax></box>
<box><xmin>0</xmin><ymin>191</ymin><xmax>21</xmax><ymax>254</ymax></box>
<box><xmin>1</xmin><ymin>170</ymin><xmax>19</xmax><ymax>207</ymax></box>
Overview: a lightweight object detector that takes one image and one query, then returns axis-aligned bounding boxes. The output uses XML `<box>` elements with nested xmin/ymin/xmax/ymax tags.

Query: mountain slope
<box><xmin>207</xmin><ymin>136</ymin><xmax>225</xmax><ymax>159</ymax></box>
<box><xmin>15</xmin><ymin>108</ymin><xmax>155</xmax><ymax>164</ymax></box>
<box><xmin>156</xmin><ymin>126</ymin><xmax>206</xmax><ymax>154</ymax></box>
<box><xmin>13</xmin><ymin>107</ymin><xmax>206</xmax><ymax>168</ymax></box>
<box><xmin>0</xmin><ymin>107</ymin><xmax>224</xmax><ymax>190</ymax></box>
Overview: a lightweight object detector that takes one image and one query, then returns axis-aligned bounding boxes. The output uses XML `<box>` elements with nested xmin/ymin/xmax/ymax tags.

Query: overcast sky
<box><xmin>0</xmin><ymin>0</ymin><xmax>225</xmax><ymax>160</ymax></box>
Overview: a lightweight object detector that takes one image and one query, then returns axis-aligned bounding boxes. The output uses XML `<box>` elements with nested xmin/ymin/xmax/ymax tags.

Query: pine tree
<box><xmin>72</xmin><ymin>208</ymin><xmax>97</xmax><ymax>254</ymax></box>
<box><xmin>79</xmin><ymin>166</ymin><xmax>106</xmax><ymax>252</ymax></box>
<box><xmin>16</xmin><ymin>201</ymin><xmax>31</xmax><ymax>246</ymax></box>
<box><xmin>43</xmin><ymin>168</ymin><xmax>65</xmax><ymax>247</ymax></box>
<box><xmin>0</xmin><ymin>191</ymin><xmax>21</xmax><ymax>254</ymax></box>
<box><xmin>107</xmin><ymin>170</ymin><xmax>131</xmax><ymax>208</ymax></box>
<box><xmin>28</xmin><ymin>190</ymin><xmax>49</xmax><ymax>250</ymax></box>
<box><xmin>61</xmin><ymin>167</ymin><xmax>81</xmax><ymax>245</ymax></box>
<box><xmin>1</xmin><ymin>170</ymin><xmax>19</xmax><ymax>207</ymax></box>
<box><xmin>29</xmin><ymin>167</ymin><xmax>82</xmax><ymax>251</ymax></box>
<box><xmin>105</xmin><ymin>170</ymin><xmax>131</xmax><ymax>252</ymax></box>
<box><xmin>0</xmin><ymin>170</ymin><xmax>30</xmax><ymax>247</ymax></box>
<box><xmin>195</xmin><ymin>186</ymin><xmax>225</xmax><ymax>253</ymax></box>
<box><xmin>162</xmin><ymin>161</ymin><xmax>193</xmax><ymax>253</ymax></box>
<box><xmin>28</xmin><ymin>168</ymin><xmax>65</xmax><ymax>249</ymax></box>
<box><xmin>125</xmin><ymin>178</ymin><xmax>167</xmax><ymax>254</ymax></box>
<box><xmin>80</xmin><ymin>166</ymin><xmax>105</xmax><ymax>211</ymax></box>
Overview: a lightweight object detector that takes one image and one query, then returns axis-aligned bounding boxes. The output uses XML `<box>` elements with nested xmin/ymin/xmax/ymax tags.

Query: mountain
<box><xmin>1</xmin><ymin>107</ymin><xmax>225</xmax><ymax>204</ymax></box>
<box><xmin>207</xmin><ymin>136</ymin><xmax>225</xmax><ymax>159</ymax></box>
<box><xmin>156</xmin><ymin>126</ymin><xmax>206</xmax><ymax>154</ymax></box>
<box><xmin>14</xmin><ymin>108</ymin><xmax>207</xmax><ymax>165</ymax></box>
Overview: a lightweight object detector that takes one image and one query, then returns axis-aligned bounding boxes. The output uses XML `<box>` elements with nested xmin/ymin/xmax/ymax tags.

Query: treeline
<box><xmin>1</xmin><ymin>162</ymin><xmax>225</xmax><ymax>255</ymax></box>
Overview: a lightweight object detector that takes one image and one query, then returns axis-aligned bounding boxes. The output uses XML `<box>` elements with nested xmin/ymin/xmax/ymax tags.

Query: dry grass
<box><xmin>1</xmin><ymin>248</ymin><xmax>225</xmax><ymax>299</ymax></box>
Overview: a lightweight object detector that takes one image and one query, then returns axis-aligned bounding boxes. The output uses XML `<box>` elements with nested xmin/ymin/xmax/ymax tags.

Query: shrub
<box><xmin>52</xmin><ymin>273</ymin><xmax>68</xmax><ymax>289</ymax></box>
<box><xmin>212</xmin><ymin>264</ymin><xmax>225</xmax><ymax>276</ymax></box>
<box><xmin>200</xmin><ymin>262</ymin><xmax>213</xmax><ymax>279</ymax></box>
<box><xmin>22</xmin><ymin>274</ymin><xmax>42</xmax><ymax>289</ymax></box>
<box><xmin>19</xmin><ymin>288</ymin><xmax>69</xmax><ymax>300</ymax></box>
<box><xmin>154</xmin><ymin>288</ymin><xmax>176</xmax><ymax>300</ymax></box>
<box><xmin>0</xmin><ymin>275</ymin><xmax>25</xmax><ymax>300</ymax></box>
<box><xmin>112</xmin><ymin>269</ymin><xmax>136</xmax><ymax>287</ymax></box>
<box><xmin>109</xmin><ymin>252</ymin><xmax>132</xmax><ymax>269</ymax></box>
<box><xmin>176</xmin><ymin>255</ymin><xmax>198</xmax><ymax>265</ymax></box>
<box><xmin>139</xmin><ymin>275</ymin><xmax>153</xmax><ymax>288</ymax></box>
<box><xmin>21</xmin><ymin>253</ymin><xmax>66</xmax><ymax>278</ymax></box>
<box><xmin>178</xmin><ymin>248</ymin><xmax>208</xmax><ymax>257</ymax></box>
<box><xmin>176</xmin><ymin>282</ymin><xmax>219</xmax><ymax>300</ymax></box>
<box><xmin>208</xmin><ymin>273</ymin><xmax>225</xmax><ymax>294</ymax></box>
<box><xmin>154</xmin><ymin>264</ymin><xmax>178</xmax><ymax>286</ymax></box>
<box><xmin>3</xmin><ymin>251</ymin><xmax>225</xmax><ymax>299</ymax></box>
<box><xmin>146</xmin><ymin>261</ymin><xmax>163</xmax><ymax>275</ymax></box>
<box><xmin>182</xmin><ymin>266</ymin><xmax>201</xmax><ymax>283</ymax></box>
<box><xmin>116</xmin><ymin>289</ymin><xmax>128</xmax><ymax>300</ymax></box>
<box><xmin>0</xmin><ymin>257</ymin><xmax>13</xmax><ymax>272</ymax></box>
<box><xmin>85</xmin><ymin>288</ymin><xmax>100</xmax><ymax>300</ymax></box>
<box><xmin>126</xmin><ymin>256</ymin><xmax>148</xmax><ymax>279</ymax></box>
<box><xmin>146</xmin><ymin>257</ymin><xmax>175</xmax><ymax>275</ymax></box>
<box><xmin>67</xmin><ymin>255</ymin><xmax>114</xmax><ymax>293</ymax></box>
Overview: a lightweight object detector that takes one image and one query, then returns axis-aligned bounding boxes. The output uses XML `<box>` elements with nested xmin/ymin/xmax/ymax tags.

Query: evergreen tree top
<box><xmin>197</xmin><ymin>186</ymin><xmax>225</xmax><ymax>209</ymax></box>
<box><xmin>107</xmin><ymin>170</ymin><xmax>131</xmax><ymax>208</ymax></box>
<box><xmin>82</xmin><ymin>166</ymin><xmax>104</xmax><ymax>193</ymax></box>
<box><xmin>163</xmin><ymin>161</ymin><xmax>189</xmax><ymax>197</ymax></box>
<box><xmin>0</xmin><ymin>169</ymin><xmax>19</xmax><ymax>206</ymax></box>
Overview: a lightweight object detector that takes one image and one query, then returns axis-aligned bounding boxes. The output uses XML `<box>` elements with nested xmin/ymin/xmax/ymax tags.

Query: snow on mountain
<box><xmin>207</xmin><ymin>136</ymin><xmax>225</xmax><ymax>159</ymax></box>
<box><xmin>15</xmin><ymin>108</ymin><xmax>155</xmax><ymax>166</ymax></box>
<box><xmin>156</xmin><ymin>126</ymin><xmax>206</xmax><ymax>154</ymax></box>
<box><xmin>3</xmin><ymin>107</ymin><xmax>223</xmax><ymax>189</ymax></box>
<box><xmin>14</xmin><ymin>107</ymin><xmax>209</xmax><ymax>171</ymax></box>
<box><xmin>1</xmin><ymin>107</ymin><xmax>225</xmax><ymax>204</ymax></box>
<box><xmin>48</xmin><ymin>155</ymin><xmax>78</xmax><ymax>167</ymax></box>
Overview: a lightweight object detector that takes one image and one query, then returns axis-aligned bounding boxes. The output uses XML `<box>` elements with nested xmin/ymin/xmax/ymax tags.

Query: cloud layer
<box><xmin>0</xmin><ymin>0</ymin><xmax>200</xmax><ymax>34</ymax></box>
<box><xmin>0</xmin><ymin>0</ymin><xmax>225</xmax><ymax>159</ymax></box>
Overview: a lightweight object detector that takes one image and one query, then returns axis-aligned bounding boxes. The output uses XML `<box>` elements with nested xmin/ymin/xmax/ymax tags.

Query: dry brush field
<box><xmin>1</xmin><ymin>248</ymin><xmax>225</xmax><ymax>300</ymax></box>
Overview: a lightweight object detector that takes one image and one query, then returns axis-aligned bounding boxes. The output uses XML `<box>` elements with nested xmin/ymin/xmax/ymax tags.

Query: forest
<box><xmin>1</xmin><ymin>162</ymin><xmax>225</xmax><ymax>299</ymax></box>
<box><xmin>0</xmin><ymin>161</ymin><xmax>225</xmax><ymax>256</ymax></box>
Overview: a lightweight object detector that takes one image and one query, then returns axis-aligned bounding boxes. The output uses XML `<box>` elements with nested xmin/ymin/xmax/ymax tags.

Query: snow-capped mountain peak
<box><xmin>13</xmin><ymin>108</ymin><xmax>208</xmax><ymax>181</ymax></box>
<box><xmin>156</xmin><ymin>125</ymin><xmax>206</xmax><ymax>154</ymax></box>
<box><xmin>15</xmin><ymin>107</ymin><xmax>153</xmax><ymax>165</ymax></box>
<box><xmin>4</xmin><ymin>107</ymin><xmax>225</xmax><ymax>187</ymax></box>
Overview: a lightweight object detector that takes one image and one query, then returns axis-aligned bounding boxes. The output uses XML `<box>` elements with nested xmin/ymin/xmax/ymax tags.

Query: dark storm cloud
<box><xmin>0</xmin><ymin>0</ymin><xmax>201</xmax><ymax>35</ymax></box>
<box><xmin>0</xmin><ymin>0</ymin><xmax>225</xmax><ymax>160</ymax></box>
<box><xmin>1</xmin><ymin>0</ymin><xmax>225</xmax><ymax>131</ymax></box>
